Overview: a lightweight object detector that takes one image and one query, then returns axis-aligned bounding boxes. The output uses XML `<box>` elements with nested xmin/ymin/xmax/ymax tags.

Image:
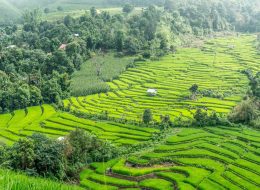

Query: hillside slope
<box><xmin>0</xmin><ymin>0</ymin><xmax>21</xmax><ymax>23</ymax></box>
<box><xmin>65</xmin><ymin>35</ymin><xmax>259</xmax><ymax>122</ymax></box>
<box><xmin>80</xmin><ymin>126</ymin><xmax>260</xmax><ymax>190</ymax></box>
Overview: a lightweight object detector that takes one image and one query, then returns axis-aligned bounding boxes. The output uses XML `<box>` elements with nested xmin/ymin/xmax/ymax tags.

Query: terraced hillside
<box><xmin>64</xmin><ymin>35</ymin><xmax>259</xmax><ymax>122</ymax></box>
<box><xmin>0</xmin><ymin>105</ymin><xmax>158</xmax><ymax>146</ymax></box>
<box><xmin>80</xmin><ymin>127</ymin><xmax>260</xmax><ymax>190</ymax></box>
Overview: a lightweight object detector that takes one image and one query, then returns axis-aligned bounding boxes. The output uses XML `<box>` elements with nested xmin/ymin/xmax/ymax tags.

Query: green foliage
<box><xmin>57</xmin><ymin>6</ymin><xmax>64</xmax><ymax>11</ymax></box>
<box><xmin>8</xmin><ymin>138</ymin><xmax>35</xmax><ymax>171</ymax></box>
<box><xmin>0</xmin><ymin>130</ymin><xmax>118</xmax><ymax>181</ymax></box>
<box><xmin>44</xmin><ymin>8</ymin><xmax>50</xmax><ymax>14</ymax></box>
<box><xmin>143</xmin><ymin>109</ymin><xmax>153</xmax><ymax>124</ymax></box>
<box><xmin>123</xmin><ymin>4</ymin><xmax>134</xmax><ymax>14</ymax></box>
<box><xmin>78</xmin><ymin>127</ymin><xmax>260</xmax><ymax>190</ymax></box>
<box><xmin>229</xmin><ymin>71</ymin><xmax>260</xmax><ymax>128</ymax></box>
<box><xmin>64</xmin><ymin>36</ymin><xmax>258</xmax><ymax>123</ymax></box>
<box><xmin>0</xmin><ymin>169</ymin><xmax>84</xmax><ymax>190</ymax></box>
<box><xmin>67</xmin><ymin>129</ymin><xmax>118</xmax><ymax>165</ymax></box>
<box><xmin>139</xmin><ymin>178</ymin><xmax>172</xmax><ymax>190</ymax></box>
<box><xmin>189</xmin><ymin>84</ymin><xmax>199</xmax><ymax>100</ymax></box>
<box><xmin>250</xmin><ymin>72</ymin><xmax>260</xmax><ymax>98</ymax></box>
<box><xmin>228</xmin><ymin>100</ymin><xmax>258</xmax><ymax>124</ymax></box>
<box><xmin>71</xmin><ymin>54</ymin><xmax>133</xmax><ymax>96</ymax></box>
<box><xmin>193</xmin><ymin>109</ymin><xmax>222</xmax><ymax>127</ymax></box>
<box><xmin>30</xmin><ymin>134</ymin><xmax>67</xmax><ymax>179</ymax></box>
<box><xmin>6</xmin><ymin>134</ymin><xmax>66</xmax><ymax>179</ymax></box>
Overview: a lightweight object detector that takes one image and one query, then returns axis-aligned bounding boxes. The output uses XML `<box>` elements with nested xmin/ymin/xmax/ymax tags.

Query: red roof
<box><xmin>59</xmin><ymin>44</ymin><xmax>67</xmax><ymax>50</ymax></box>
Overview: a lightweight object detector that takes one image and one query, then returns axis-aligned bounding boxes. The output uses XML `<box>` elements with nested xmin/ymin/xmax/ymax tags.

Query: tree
<box><xmin>30</xmin><ymin>134</ymin><xmax>66</xmax><ymax>179</ymax></box>
<box><xmin>9</xmin><ymin>138</ymin><xmax>35</xmax><ymax>171</ymax></box>
<box><xmin>44</xmin><ymin>8</ymin><xmax>50</xmax><ymax>14</ymax></box>
<box><xmin>67</xmin><ymin>129</ymin><xmax>118</xmax><ymax>165</ymax></box>
<box><xmin>123</xmin><ymin>4</ymin><xmax>134</xmax><ymax>14</ymax></box>
<box><xmin>22</xmin><ymin>9</ymin><xmax>42</xmax><ymax>32</ymax></box>
<box><xmin>124</xmin><ymin>37</ymin><xmax>140</xmax><ymax>55</ymax></box>
<box><xmin>57</xmin><ymin>6</ymin><xmax>63</xmax><ymax>11</ymax></box>
<box><xmin>14</xmin><ymin>84</ymin><xmax>31</xmax><ymax>109</ymax></box>
<box><xmin>228</xmin><ymin>100</ymin><xmax>257</xmax><ymax>124</ymax></box>
<box><xmin>143</xmin><ymin>109</ymin><xmax>153</xmax><ymax>124</ymax></box>
<box><xmin>30</xmin><ymin>86</ymin><xmax>43</xmax><ymax>106</ymax></box>
<box><xmin>92</xmin><ymin>55</ymin><xmax>104</xmax><ymax>77</ymax></box>
<box><xmin>251</xmin><ymin>72</ymin><xmax>260</xmax><ymax>98</ymax></box>
<box><xmin>189</xmin><ymin>84</ymin><xmax>199</xmax><ymax>100</ymax></box>
<box><xmin>193</xmin><ymin>109</ymin><xmax>208</xmax><ymax>127</ymax></box>
<box><xmin>90</xmin><ymin>7</ymin><xmax>97</xmax><ymax>17</ymax></box>
<box><xmin>115</xmin><ymin>31</ymin><xmax>124</xmax><ymax>51</ymax></box>
<box><xmin>41</xmin><ymin>78</ymin><xmax>62</xmax><ymax>104</ymax></box>
<box><xmin>66</xmin><ymin>42</ymin><xmax>80</xmax><ymax>57</ymax></box>
<box><xmin>64</xmin><ymin>15</ymin><xmax>75</xmax><ymax>27</ymax></box>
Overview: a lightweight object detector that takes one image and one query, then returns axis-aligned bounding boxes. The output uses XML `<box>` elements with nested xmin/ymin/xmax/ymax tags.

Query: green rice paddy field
<box><xmin>80</xmin><ymin>127</ymin><xmax>260</xmax><ymax>190</ymax></box>
<box><xmin>0</xmin><ymin>104</ymin><xmax>158</xmax><ymax>146</ymax></box>
<box><xmin>0</xmin><ymin>35</ymin><xmax>259</xmax><ymax>189</ymax></box>
<box><xmin>64</xmin><ymin>35</ymin><xmax>259</xmax><ymax>121</ymax></box>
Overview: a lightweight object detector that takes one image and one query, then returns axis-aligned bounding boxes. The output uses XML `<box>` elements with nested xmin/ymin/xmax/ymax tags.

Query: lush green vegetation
<box><xmin>71</xmin><ymin>54</ymin><xmax>134</xmax><ymax>96</ymax></box>
<box><xmin>0</xmin><ymin>169</ymin><xmax>84</xmax><ymax>190</ymax></box>
<box><xmin>0</xmin><ymin>0</ymin><xmax>260</xmax><ymax>189</ymax></box>
<box><xmin>0</xmin><ymin>34</ymin><xmax>259</xmax><ymax>189</ymax></box>
<box><xmin>80</xmin><ymin>126</ymin><xmax>260</xmax><ymax>190</ymax></box>
<box><xmin>1</xmin><ymin>0</ymin><xmax>260</xmax><ymax>112</ymax></box>
<box><xmin>0</xmin><ymin>130</ymin><xmax>119</xmax><ymax>180</ymax></box>
<box><xmin>65</xmin><ymin>35</ymin><xmax>258</xmax><ymax>123</ymax></box>
<box><xmin>0</xmin><ymin>105</ymin><xmax>158</xmax><ymax>146</ymax></box>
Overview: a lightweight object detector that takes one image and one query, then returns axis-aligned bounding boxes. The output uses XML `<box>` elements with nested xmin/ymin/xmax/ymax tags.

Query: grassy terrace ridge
<box><xmin>80</xmin><ymin>127</ymin><xmax>260</xmax><ymax>190</ymax></box>
<box><xmin>0</xmin><ymin>34</ymin><xmax>259</xmax><ymax>189</ymax></box>
<box><xmin>0</xmin><ymin>105</ymin><xmax>158</xmax><ymax>146</ymax></box>
<box><xmin>0</xmin><ymin>169</ymin><xmax>84</xmax><ymax>190</ymax></box>
<box><xmin>64</xmin><ymin>35</ymin><xmax>259</xmax><ymax>122</ymax></box>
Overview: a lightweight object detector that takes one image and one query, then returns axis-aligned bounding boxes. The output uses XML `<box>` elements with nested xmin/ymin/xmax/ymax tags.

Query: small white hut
<box><xmin>7</xmin><ymin>45</ymin><xmax>16</xmax><ymax>49</ymax></box>
<box><xmin>147</xmin><ymin>89</ymin><xmax>157</xmax><ymax>96</ymax></box>
<box><xmin>57</xmin><ymin>136</ymin><xmax>65</xmax><ymax>141</ymax></box>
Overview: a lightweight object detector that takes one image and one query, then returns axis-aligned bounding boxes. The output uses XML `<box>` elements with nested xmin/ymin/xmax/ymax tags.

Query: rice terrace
<box><xmin>0</xmin><ymin>0</ymin><xmax>260</xmax><ymax>189</ymax></box>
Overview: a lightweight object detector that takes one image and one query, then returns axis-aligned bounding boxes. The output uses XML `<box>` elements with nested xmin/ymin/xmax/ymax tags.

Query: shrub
<box><xmin>66</xmin><ymin>129</ymin><xmax>119</xmax><ymax>165</ymax></box>
<box><xmin>193</xmin><ymin>109</ymin><xmax>221</xmax><ymax>127</ymax></box>
<box><xmin>228</xmin><ymin>100</ymin><xmax>258</xmax><ymax>124</ymax></box>
<box><xmin>199</xmin><ymin>89</ymin><xmax>224</xmax><ymax>99</ymax></box>
<box><xmin>143</xmin><ymin>109</ymin><xmax>153</xmax><ymax>124</ymax></box>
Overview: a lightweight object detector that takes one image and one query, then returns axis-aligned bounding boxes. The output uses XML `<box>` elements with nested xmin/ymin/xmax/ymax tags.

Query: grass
<box><xmin>43</xmin><ymin>7</ymin><xmax>144</xmax><ymax>22</ymax></box>
<box><xmin>78</xmin><ymin>126</ymin><xmax>260</xmax><ymax>190</ymax></box>
<box><xmin>71</xmin><ymin>54</ymin><xmax>134</xmax><ymax>96</ymax></box>
<box><xmin>0</xmin><ymin>34</ymin><xmax>259</xmax><ymax>189</ymax></box>
<box><xmin>65</xmin><ymin>35</ymin><xmax>259</xmax><ymax>122</ymax></box>
<box><xmin>0</xmin><ymin>169</ymin><xmax>84</xmax><ymax>190</ymax></box>
<box><xmin>0</xmin><ymin>105</ymin><xmax>158</xmax><ymax>146</ymax></box>
<box><xmin>139</xmin><ymin>178</ymin><xmax>173</xmax><ymax>190</ymax></box>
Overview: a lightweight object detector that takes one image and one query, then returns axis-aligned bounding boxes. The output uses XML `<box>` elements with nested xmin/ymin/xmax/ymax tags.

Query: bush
<box><xmin>193</xmin><ymin>109</ymin><xmax>222</xmax><ymax>127</ymax></box>
<box><xmin>0</xmin><ymin>131</ymin><xmax>119</xmax><ymax>181</ymax></box>
<box><xmin>143</xmin><ymin>109</ymin><xmax>153</xmax><ymax>124</ymax></box>
<box><xmin>228</xmin><ymin>100</ymin><xmax>258</xmax><ymax>124</ymax></box>
<box><xmin>66</xmin><ymin>129</ymin><xmax>118</xmax><ymax>165</ymax></box>
<box><xmin>199</xmin><ymin>89</ymin><xmax>224</xmax><ymax>99</ymax></box>
<box><xmin>122</xmin><ymin>4</ymin><xmax>134</xmax><ymax>14</ymax></box>
<box><xmin>57</xmin><ymin>6</ymin><xmax>63</xmax><ymax>11</ymax></box>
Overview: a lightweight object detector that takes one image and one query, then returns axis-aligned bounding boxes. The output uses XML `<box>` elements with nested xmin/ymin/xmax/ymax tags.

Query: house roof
<box><xmin>147</xmin><ymin>89</ymin><xmax>157</xmax><ymax>93</ymax></box>
<box><xmin>59</xmin><ymin>44</ymin><xmax>67</xmax><ymax>50</ymax></box>
<box><xmin>57</xmin><ymin>137</ymin><xmax>65</xmax><ymax>141</ymax></box>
